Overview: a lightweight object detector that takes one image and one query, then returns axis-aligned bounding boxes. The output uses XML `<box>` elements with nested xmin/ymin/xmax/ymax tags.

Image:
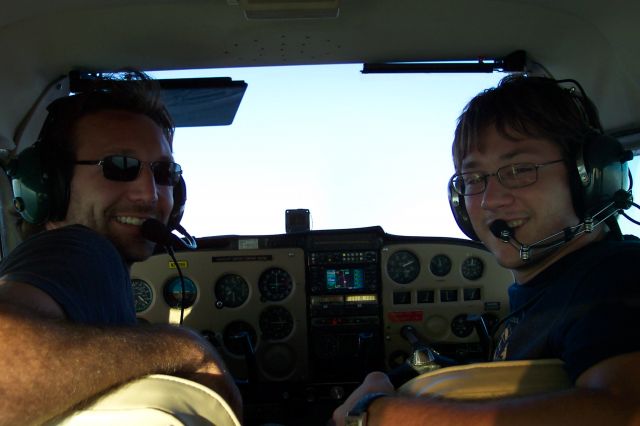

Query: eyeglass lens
<box><xmin>454</xmin><ymin>163</ymin><xmax>538</xmax><ymax>195</ymax></box>
<box><xmin>102</xmin><ymin>155</ymin><xmax>181</xmax><ymax>186</ymax></box>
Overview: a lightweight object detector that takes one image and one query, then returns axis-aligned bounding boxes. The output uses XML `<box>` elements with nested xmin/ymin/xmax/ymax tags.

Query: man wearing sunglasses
<box><xmin>0</xmin><ymin>73</ymin><xmax>241</xmax><ymax>425</ymax></box>
<box><xmin>332</xmin><ymin>76</ymin><xmax>640</xmax><ymax>425</ymax></box>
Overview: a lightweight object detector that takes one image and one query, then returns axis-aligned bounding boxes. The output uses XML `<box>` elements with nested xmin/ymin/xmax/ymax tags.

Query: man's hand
<box><xmin>331</xmin><ymin>371</ymin><xmax>395</xmax><ymax>426</ymax></box>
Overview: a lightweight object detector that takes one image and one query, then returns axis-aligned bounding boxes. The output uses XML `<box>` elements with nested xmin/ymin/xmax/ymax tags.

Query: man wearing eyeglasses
<box><xmin>332</xmin><ymin>75</ymin><xmax>640</xmax><ymax>425</ymax></box>
<box><xmin>0</xmin><ymin>73</ymin><xmax>241</xmax><ymax>425</ymax></box>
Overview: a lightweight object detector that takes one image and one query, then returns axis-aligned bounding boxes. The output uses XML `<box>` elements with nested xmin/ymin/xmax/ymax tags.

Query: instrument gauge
<box><xmin>223</xmin><ymin>321</ymin><xmax>258</xmax><ymax>356</ymax></box>
<box><xmin>131</xmin><ymin>278</ymin><xmax>153</xmax><ymax>313</ymax></box>
<box><xmin>429</xmin><ymin>254</ymin><xmax>452</xmax><ymax>277</ymax></box>
<box><xmin>259</xmin><ymin>306</ymin><xmax>294</xmax><ymax>340</ymax></box>
<box><xmin>215</xmin><ymin>274</ymin><xmax>249</xmax><ymax>308</ymax></box>
<box><xmin>461</xmin><ymin>256</ymin><xmax>484</xmax><ymax>281</ymax></box>
<box><xmin>163</xmin><ymin>276</ymin><xmax>198</xmax><ymax>309</ymax></box>
<box><xmin>258</xmin><ymin>268</ymin><xmax>293</xmax><ymax>301</ymax></box>
<box><xmin>387</xmin><ymin>250</ymin><xmax>420</xmax><ymax>284</ymax></box>
<box><xmin>451</xmin><ymin>314</ymin><xmax>474</xmax><ymax>338</ymax></box>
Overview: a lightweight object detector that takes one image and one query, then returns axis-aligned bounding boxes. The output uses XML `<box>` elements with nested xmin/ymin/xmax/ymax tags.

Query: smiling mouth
<box><xmin>505</xmin><ymin>219</ymin><xmax>526</xmax><ymax>229</ymax></box>
<box><xmin>115</xmin><ymin>216</ymin><xmax>147</xmax><ymax>226</ymax></box>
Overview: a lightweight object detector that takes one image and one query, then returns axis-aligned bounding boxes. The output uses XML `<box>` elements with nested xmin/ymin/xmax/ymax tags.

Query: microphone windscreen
<box><xmin>141</xmin><ymin>218</ymin><xmax>174</xmax><ymax>246</ymax></box>
<box><xmin>489</xmin><ymin>220</ymin><xmax>513</xmax><ymax>239</ymax></box>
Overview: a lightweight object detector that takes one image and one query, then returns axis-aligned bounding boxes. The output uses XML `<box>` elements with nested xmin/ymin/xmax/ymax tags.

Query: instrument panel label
<box><xmin>212</xmin><ymin>255</ymin><xmax>274</xmax><ymax>262</ymax></box>
<box><xmin>387</xmin><ymin>311</ymin><xmax>424</xmax><ymax>322</ymax></box>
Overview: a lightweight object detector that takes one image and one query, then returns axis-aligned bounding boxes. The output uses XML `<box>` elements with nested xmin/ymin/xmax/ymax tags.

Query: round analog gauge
<box><xmin>215</xmin><ymin>274</ymin><xmax>249</xmax><ymax>308</ymax></box>
<box><xmin>258</xmin><ymin>268</ymin><xmax>293</xmax><ymax>301</ymax></box>
<box><xmin>223</xmin><ymin>321</ymin><xmax>258</xmax><ymax>356</ymax></box>
<box><xmin>387</xmin><ymin>250</ymin><xmax>420</xmax><ymax>284</ymax></box>
<box><xmin>461</xmin><ymin>256</ymin><xmax>484</xmax><ymax>281</ymax></box>
<box><xmin>163</xmin><ymin>276</ymin><xmax>198</xmax><ymax>309</ymax></box>
<box><xmin>451</xmin><ymin>314</ymin><xmax>474</xmax><ymax>338</ymax></box>
<box><xmin>131</xmin><ymin>278</ymin><xmax>153</xmax><ymax>313</ymax></box>
<box><xmin>429</xmin><ymin>254</ymin><xmax>452</xmax><ymax>277</ymax></box>
<box><xmin>259</xmin><ymin>306</ymin><xmax>294</xmax><ymax>340</ymax></box>
<box><xmin>260</xmin><ymin>343</ymin><xmax>296</xmax><ymax>379</ymax></box>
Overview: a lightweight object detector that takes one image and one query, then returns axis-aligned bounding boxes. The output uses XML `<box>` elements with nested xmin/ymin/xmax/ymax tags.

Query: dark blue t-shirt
<box><xmin>492</xmin><ymin>235</ymin><xmax>640</xmax><ymax>382</ymax></box>
<box><xmin>0</xmin><ymin>225</ymin><xmax>136</xmax><ymax>325</ymax></box>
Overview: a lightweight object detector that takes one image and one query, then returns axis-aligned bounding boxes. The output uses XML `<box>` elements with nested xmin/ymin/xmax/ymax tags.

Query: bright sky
<box><xmin>151</xmin><ymin>65</ymin><xmax>639</xmax><ymax>238</ymax></box>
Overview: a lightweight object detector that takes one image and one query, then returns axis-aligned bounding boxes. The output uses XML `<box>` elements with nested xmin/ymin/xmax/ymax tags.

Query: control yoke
<box><xmin>388</xmin><ymin>325</ymin><xmax>459</xmax><ymax>388</ymax></box>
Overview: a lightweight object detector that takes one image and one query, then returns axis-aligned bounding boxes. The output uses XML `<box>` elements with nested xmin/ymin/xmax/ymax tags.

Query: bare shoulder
<box><xmin>0</xmin><ymin>279</ymin><xmax>66</xmax><ymax>319</ymax></box>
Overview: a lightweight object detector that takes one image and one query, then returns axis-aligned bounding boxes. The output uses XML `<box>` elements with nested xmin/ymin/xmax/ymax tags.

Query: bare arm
<box><xmin>0</xmin><ymin>280</ymin><xmax>242</xmax><ymax>426</ymax></box>
<box><xmin>332</xmin><ymin>353</ymin><xmax>640</xmax><ymax>426</ymax></box>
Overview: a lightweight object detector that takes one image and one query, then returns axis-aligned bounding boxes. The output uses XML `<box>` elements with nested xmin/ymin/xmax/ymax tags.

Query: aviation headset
<box><xmin>448</xmin><ymin>77</ymin><xmax>633</xmax><ymax>241</ymax></box>
<box><xmin>6</xmin><ymin>91</ymin><xmax>186</xmax><ymax>229</ymax></box>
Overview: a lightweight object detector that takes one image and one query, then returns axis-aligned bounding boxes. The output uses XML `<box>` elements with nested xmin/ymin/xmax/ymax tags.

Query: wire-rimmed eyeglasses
<box><xmin>449</xmin><ymin>159</ymin><xmax>565</xmax><ymax>196</ymax></box>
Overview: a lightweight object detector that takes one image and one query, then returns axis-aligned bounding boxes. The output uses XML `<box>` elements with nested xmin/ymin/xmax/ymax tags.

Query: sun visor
<box><xmin>69</xmin><ymin>71</ymin><xmax>247</xmax><ymax>127</ymax></box>
<box><xmin>156</xmin><ymin>78</ymin><xmax>247</xmax><ymax>127</ymax></box>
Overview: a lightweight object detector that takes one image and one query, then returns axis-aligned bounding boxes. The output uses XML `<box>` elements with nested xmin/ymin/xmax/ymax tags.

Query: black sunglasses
<box><xmin>75</xmin><ymin>155</ymin><xmax>182</xmax><ymax>186</ymax></box>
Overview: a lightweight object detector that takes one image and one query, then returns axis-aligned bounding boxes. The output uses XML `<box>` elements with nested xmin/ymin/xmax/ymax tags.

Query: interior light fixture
<box><xmin>236</xmin><ymin>0</ymin><xmax>339</xmax><ymax>20</ymax></box>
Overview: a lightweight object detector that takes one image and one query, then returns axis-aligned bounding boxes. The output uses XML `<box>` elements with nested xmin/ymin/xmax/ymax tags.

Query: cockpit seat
<box><xmin>398</xmin><ymin>359</ymin><xmax>572</xmax><ymax>399</ymax></box>
<box><xmin>51</xmin><ymin>374</ymin><xmax>241</xmax><ymax>426</ymax></box>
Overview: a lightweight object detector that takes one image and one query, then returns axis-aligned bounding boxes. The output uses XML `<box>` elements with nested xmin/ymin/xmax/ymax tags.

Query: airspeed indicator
<box><xmin>387</xmin><ymin>250</ymin><xmax>420</xmax><ymax>284</ymax></box>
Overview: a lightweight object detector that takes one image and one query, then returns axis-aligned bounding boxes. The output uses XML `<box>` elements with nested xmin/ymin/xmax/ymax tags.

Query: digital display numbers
<box><xmin>326</xmin><ymin>268</ymin><xmax>365</xmax><ymax>291</ymax></box>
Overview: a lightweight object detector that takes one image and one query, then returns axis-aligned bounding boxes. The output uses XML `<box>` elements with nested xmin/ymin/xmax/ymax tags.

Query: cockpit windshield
<box><xmin>153</xmin><ymin>65</ymin><xmax>640</xmax><ymax>238</ymax></box>
<box><xmin>153</xmin><ymin>65</ymin><xmax>509</xmax><ymax>237</ymax></box>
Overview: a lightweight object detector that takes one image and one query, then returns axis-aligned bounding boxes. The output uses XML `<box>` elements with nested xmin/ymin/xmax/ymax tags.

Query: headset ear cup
<box><xmin>168</xmin><ymin>176</ymin><xmax>187</xmax><ymax>230</ymax></box>
<box><xmin>448</xmin><ymin>181</ymin><xmax>479</xmax><ymax>241</ymax></box>
<box><xmin>7</xmin><ymin>146</ymin><xmax>52</xmax><ymax>224</ymax></box>
<box><xmin>575</xmin><ymin>133</ymin><xmax>629</xmax><ymax>218</ymax></box>
<box><xmin>8</xmin><ymin>144</ymin><xmax>72</xmax><ymax>224</ymax></box>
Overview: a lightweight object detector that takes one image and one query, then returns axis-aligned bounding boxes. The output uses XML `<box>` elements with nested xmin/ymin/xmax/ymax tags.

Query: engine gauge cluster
<box><xmin>386</xmin><ymin>251</ymin><xmax>486</xmax><ymax>283</ymax></box>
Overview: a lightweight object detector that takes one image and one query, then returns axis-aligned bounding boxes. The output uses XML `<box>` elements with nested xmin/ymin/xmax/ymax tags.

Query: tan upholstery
<box><xmin>52</xmin><ymin>374</ymin><xmax>241</xmax><ymax>426</ymax></box>
<box><xmin>398</xmin><ymin>359</ymin><xmax>572</xmax><ymax>400</ymax></box>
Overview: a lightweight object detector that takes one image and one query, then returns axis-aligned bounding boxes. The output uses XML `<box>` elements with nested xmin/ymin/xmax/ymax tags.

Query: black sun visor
<box><xmin>69</xmin><ymin>71</ymin><xmax>247</xmax><ymax>127</ymax></box>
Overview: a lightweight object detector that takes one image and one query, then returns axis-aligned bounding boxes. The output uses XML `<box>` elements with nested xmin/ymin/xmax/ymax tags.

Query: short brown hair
<box><xmin>452</xmin><ymin>75</ymin><xmax>601</xmax><ymax>172</ymax></box>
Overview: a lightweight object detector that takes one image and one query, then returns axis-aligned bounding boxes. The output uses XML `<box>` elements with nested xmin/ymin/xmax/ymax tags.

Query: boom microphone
<box><xmin>488</xmin><ymin>208</ymin><xmax>618</xmax><ymax>262</ymax></box>
<box><xmin>141</xmin><ymin>218</ymin><xmax>175</xmax><ymax>246</ymax></box>
<box><xmin>141</xmin><ymin>218</ymin><xmax>198</xmax><ymax>250</ymax></box>
<box><xmin>489</xmin><ymin>218</ymin><xmax>578</xmax><ymax>261</ymax></box>
<box><xmin>489</xmin><ymin>220</ymin><xmax>513</xmax><ymax>242</ymax></box>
